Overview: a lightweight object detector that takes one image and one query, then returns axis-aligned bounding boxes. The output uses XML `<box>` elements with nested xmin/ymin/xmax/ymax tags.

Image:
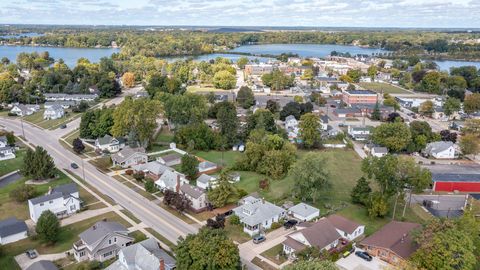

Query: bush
<box><xmin>270</xmin><ymin>222</ymin><xmax>282</xmax><ymax>230</ymax></box>
<box><xmin>144</xmin><ymin>180</ymin><xmax>157</xmax><ymax>193</ymax></box>
<box><xmin>133</xmin><ymin>171</ymin><xmax>145</xmax><ymax>181</ymax></box>
<box><xmin>125</xmin><ymin>169</ymin><xmax>133</xmax><ymax>175</ymax></box>
<box><xmin>7</xmin><ymin>112</ymin><xmax>17</xmax><ymax>117</ymax></box>
<box><xmin>9</xmin><ymin>185</ymin><xmax>36</xmax><ymax>202</ymax></box>
<box><xmin>259</xmin><ymin>178</ymin><xmax>269</xmax><ymax>190</ymax></box>
<box><xmin>237</xmin><ymin>188</ymin><xmax>248</xmax><ymax>198</ymax></box>
<box><xmin>229</xmin><ymin>215</ymin><xmax>241</xmax><ymax>225</ymax></box>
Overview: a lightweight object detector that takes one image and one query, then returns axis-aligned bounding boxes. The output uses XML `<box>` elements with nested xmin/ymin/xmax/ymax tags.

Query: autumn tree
<box><xmin>418</xmin><ymin>100</ymin><xmax>435</xmax><ymax>117</ymax></box>
<box><xmin>121</xmin><ymin>72</ymin><xmax>135</xmax><ymax>88</ymax></box>
<box><xmin>463</xmin><ymin>93</ymin><xmax>480</xmax><ymax>114</ymax></box>
<box><xmin>459</xmin><ymin>134</ymin><xmax>480</xmax><ymax>155</ymax></box>
<box><xmin>213</xmin><ymin>70</ymin><xmax>236</xmax><ymax>90</ymax></box>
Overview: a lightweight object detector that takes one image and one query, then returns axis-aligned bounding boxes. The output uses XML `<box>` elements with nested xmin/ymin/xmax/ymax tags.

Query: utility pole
<box><xmin>20</xmin><ymin>117</ymin><xmax>25</xmax><ymax>138</ymax></box>
<box><xmin>392</xmin><ymin>191</ymin><xmax>400</xmax><ymax>221</ymax></box>
<box><xmin>82</xmin><ymin>158</ymin><xmax>86</xmax><ymax>181</ymax></box>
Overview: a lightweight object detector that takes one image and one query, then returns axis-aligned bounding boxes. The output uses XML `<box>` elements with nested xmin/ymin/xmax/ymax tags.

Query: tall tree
<box><xmin>207</xmin><ymin>172</ymin><xmax>237</xmax><ymax>208</ymax></box>
<box><xmin>372</xmin><ymin>122</ymin><xmax>411</xmax><ymax>152</ymax></box>
<box><xmin>418</xmin><ymin>100</ymin><xmax>435</xmax><ymax>117</ymax></box>
<box><xmin>22</xmin><ymin>146</ymin><xmax>56</xmax><ymax>180</ymax></box>
<box><xmin>299</xmin><ymin>113</ymin><xmax>321</xmax><ymax>149</ymax></box>
<box><xmin>289</xmin><ymin>153</ymin><xmax>330</xmax><ymax>203</ymax></box>
<box><xmin>236</xmin><ymin>86</ymin><xmax>255</xmax><ymax>109</ymax></box>
<box><xmin>463</xmin><ymin>93</ymin><xmax>480</xmax><ymax>114</ymax></box>
<box><xmin>442</xmin><ymin>97</ymin><xmax>461</xmax><ymax>117</ymax></box>
<box><xmin>181</xmin><ymin>154</ymin><xmax>199</xmax><ymax>179</ymax></box>
<box><xmin>36</xmin><ymin>210</ymin><xmax>60</xmax><ymax>243</ymax></box>
<box><xmin>216</xmin><ymin>101</ymin><xmax>238</xmax><ymax>146</ymax></box>
<box><xmin>351</xmin><ymin>177</ymin><xmax>372</xmax><ymax>206</ymax></box>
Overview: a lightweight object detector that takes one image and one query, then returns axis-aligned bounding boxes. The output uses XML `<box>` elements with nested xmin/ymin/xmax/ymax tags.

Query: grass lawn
<box><xmin>186</xmin><ymin>85</ymin><xmax>228</xmax><ymax>93</ymax></box>
<box><xmin>0</xmin><ymin>149</ymin><xmax>25</xmax><ymax>176</ymax></box>
<box><xmin>194</xmin><ymin>150</ymin><xmax>243</xmax><ymax>168</ymax></box>
<box><xmin>224</xmin><ymin>219</ymin><xmax>251</xmax><ymax>244</ymax></box>
<box><xmin>122</xmin><ymin>180</ymin><xmax>157</xmax><ymax>201</ymax></box>
<box><xmin>251</xmin><ymin>257</ymin><xmax>277</xmax><ymax>270</ymax></box>
<box><xmin>260</xmin><ymin>244</ymin><xmax>288</xmax><ymax>265</ymax></box>
<box><xmin>145</xmin><ymin>227</ymin><xmax>177</xmax><ymax>250</ymax></box>
<box><xmin>89</xmin><ymin>156</ymin><xmax>112</xmax><ymax>172</ymax></box>
<box><xmin>155</xmin><ymin>128</ymin><xmax>174</xmax><ymax>144</ymax></box>
<box><xmin>129</xmin><ymin>230</ymin><xmax>147</xmax><ymax>243</ymax></box>
<box><xmin>121</xmin><ymin>209</ymin><xmax>141</xmax><ymax>224</ymax></box>
<box><xmin>0</xmin><ymin>211</ymin><xmax>129</xmax><ymax>270</ymax></box>
<box><xmin>158</xmin><ymin>202</ymin><xmax>196</xmax><ymax>224</ymax></box>
<box><xmin>65</xmin><ymin>170</ymin><xmax>117</xmax><ymax>205</ymax></box>
<box><xmin>78</xmin><ymin>186</ymin><xmax>100</xmax><ymax>206</ymax></box>
<box><xmin>22</xmin><ymin>109</ymin><xmax>45</xmax><ymax>124</ymax></box>
<box><xmin>358</xmin><ymin>82</ymin><xmax>412</xmax><ymax>95</ymax></box>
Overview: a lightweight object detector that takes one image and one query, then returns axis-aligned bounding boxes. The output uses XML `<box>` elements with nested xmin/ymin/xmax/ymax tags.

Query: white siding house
<box><xmin>423</xmin><ymin>141</ymin><xmax>456</xmax><ymax>159</ymax></box>
<box><xmin>28</xmin><ymin>183</ymin><xmax>81</xmax><ymax>223</ymax></box>
<box><xmin>0</xmin><ymin>217</ymin><xmax>28</xmax><ymax>245</ymax></box>
<box><xmin>111</xmin><ymin>147</ymin><xmax>148</xmax><ymax>168</ymax></box>
<box><xmin>43</xmin><ymin>104</ymin><xmax>65</xmax><ymax>120</ymax></box>
<box><xmin>288</xmin><ymin>203</ymin><xmax>320</xmax><ymax>222</ymax></box>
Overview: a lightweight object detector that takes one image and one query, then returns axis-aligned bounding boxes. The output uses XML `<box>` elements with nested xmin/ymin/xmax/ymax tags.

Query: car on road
<box><xmin>355</xmin><ymin>251</ymin><xmax>372</xmax><ymax>261</ymax></box>
<box><xmin>26</xmin><ymin>249</ymin><xmax>38</xmax><ymax>259</ymax></box>
<box><xmin>71</xmin><ymin>163</ymin><xmax>79</xmax><ymax>169</ymax></box>
<box><xmin>253</xmin><ymin>235</ymin><xmax>266</xmax><ymax>244</ymax></box>
<box><xmin>60</xmin><ymin>124</ymin><xmax>67</xmax><ymax>129</ymax></box>
<box><xmin>283</xmin><ymin>219</ymin><xmax>298</xmax><ymax>229</ymax></box>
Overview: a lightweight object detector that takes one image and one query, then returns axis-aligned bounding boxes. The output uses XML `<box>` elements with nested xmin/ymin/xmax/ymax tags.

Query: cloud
<box><xmin>0</xmin><ymin>0</ymin><xmax>478</xmax><ymax>27</ymax></box>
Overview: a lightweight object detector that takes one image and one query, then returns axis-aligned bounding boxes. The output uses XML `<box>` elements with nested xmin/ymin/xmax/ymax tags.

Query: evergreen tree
<box><xmin>371</xmin><ymin>102</ymin><xmax>381</xmax><ymax>120</ymax></box>
<box><xmin>351</xmin><ymin>177</ymin><xmax>372</xmax><ymax>205</ymax></box>
<box><xmin>36</xmin><ymin>210</ymin><xmax>60</xmax><ymax>243</ymax></box>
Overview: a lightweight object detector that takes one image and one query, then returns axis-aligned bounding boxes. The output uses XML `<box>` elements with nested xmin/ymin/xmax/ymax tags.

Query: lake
<box><xmin>165</xmin><ymin>53</ymin><xmax>274</xmax><ymax>63</ymax></box>
<box><xmin>0</xmin><ymin>45</ymin><xmax>120</xmax><ymax>67</ymax></box>
<box><xmin>434</xmin><ymin>60</ymin><xmax>480</xmax><ymax>72</ymax></box>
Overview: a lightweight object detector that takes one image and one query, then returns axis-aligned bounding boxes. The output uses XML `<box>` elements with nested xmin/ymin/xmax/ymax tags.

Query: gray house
<box><xmin>74</xmin><ymin>221</ymin><xmax>133</xmax><ymax>262</ymax></box>
<box><xmin>0</xmin><ymin>217</ymin><xmax>28</xmax><ymax>245</ymax></box>
<box><xmin>111</xmin><ymin>147</ymin><xmax>148</xmax><ymax>168</ymax></box>
<box><xmin>106</xmin><ymin>238</ymin><xmax>176</xmax><ymax>270</ymax></box>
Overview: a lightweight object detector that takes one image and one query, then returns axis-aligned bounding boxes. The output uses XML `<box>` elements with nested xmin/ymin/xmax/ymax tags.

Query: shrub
<box><xmin>9</xmin><ymin>185</ymin><xmax>36</xmax><ymax>202</ymax></box>
<box><xmin>237</xmin><ymin>188</ymin><xmax>248</xmax><ymax>198</ymax></box>
<box><xmin>125</xmin><ymin>169</ymin><xmax>133</xmax><ymax>175</ymax></box>
<box><xmin>144</xmin><ymin>180</ymin><xmax>157</xmax><ymax>193</ymax></box>
<box><xmin>133</xmin><ymin>171</ymin><xmax>145</xmax><ymax>181</ymax></box>
<box><xmin>270</xmin><ymin>222</ymin><xmax>282</xmax><ymax>230</ymax></box>
<box><xmin>259</xmin><ymin>178</ymin><xmax>270</xmax><ymax>190</ymax></box>
<box><xmin>229</xmin><ymin>215</ymin><xmax>241</xmax><ymax>225</ymax></box>
<box><xmin>36</xmin><ymin>210</ymin><xmax>60</xmax><ymax>243</ymax></box>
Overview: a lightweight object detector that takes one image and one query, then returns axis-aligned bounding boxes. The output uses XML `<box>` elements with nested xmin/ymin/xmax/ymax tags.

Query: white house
<box><xmin>423</xmin><ymin>141</ymin><xmax>456</xmax><ymax>159</ymax></box>
<box><xmin>154</xmin><ymin>169</ymin><xmax>188</xmax><ymax>193</ymax></box>
<box><xmin>10</xmin><ymin>104</ymin><xmax>39</xmax><ymax>116</ymax></box>
<box><xmin>347</xmin><ymin>126</ymin><xmax>372</xmax><ymax>141</ymax></box>
<box><xmin>288</xmin><ymin>203</ymin><xmax>320</xmax><ymax>222</ymax></box>
<box><xmin>284</xmin><ymin>115</ymin><xmax>299</xmax><ymax>130</ymax></box>
<box><xmin>95</xmin><ymin>135</ymin><xmax>126</xmax><ymax>153</ymax></box>
<box><xmin>326</xmin><ymin>214</ymin><xmax>365</xmax><ymax>241</ymax></box>
<box><xmin>232</xmin><ymin>195</ymin><xmax>287</xmax><ymax>236</ymax></box>
<box><xmin>44</xmin><ymin>93</ymin><xmax>98</xmax><ymax>102</ymax></box>
<box><xmin>28</xmin><ymin>183</ymin><xmax>81</xmax><ymax>223</ymax></box>
<box><xmin>0</xmin><ymin>217</ymin><xmax>28</xmax><ymax>245</ymax></box>
<box><xmin>0</xmin><ymin>136</ymin><xmax>15</xmax><ymax>161</ymax></box>
<box><xmin>74</xmin><ymin>221</ymin><xmax>133</xmax><ymax>262</ymax></box>
<box><xmin>371</xmin><ymin>146</ymin><xmax>388</xmax><ymax>158</ymax></box>
<box><xmin>43</xmin><ymin>104</ymin><xmax>65</xmax><ymax>120</ymax></box>
<box><xmin>105</xmin><ymin>239</ymin><xmax>176</xmax><ymax>270</ymax></box>
<box><xmin>196</xmin><ymin>174</ymin><xmax>217</xmax><ymax>189</ymax></box>
<box><xmin>111</xmin><ymin>147</ymin><xmax>148</xmax><ymax>168</ymax></box>
<box><xmin>180</xmin><ymin>184</ymin><xmax>209</xmax><ymax>213</ymax></box>
<box><xmin>198</xmin><ymin>161</ymin><xmax>218</xmax><ymax>174</ymax></box>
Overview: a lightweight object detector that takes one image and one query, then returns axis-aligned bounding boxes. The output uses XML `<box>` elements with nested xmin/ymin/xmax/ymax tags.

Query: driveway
<box><xmin>336</xmin><ymin>249</ymin><xmax>390</xmax><ymax>270</ymax></box>
<box><xmin>15</xmin><ymin>250</ymin><xmax>70</xmax><ymax>270</ymax></box>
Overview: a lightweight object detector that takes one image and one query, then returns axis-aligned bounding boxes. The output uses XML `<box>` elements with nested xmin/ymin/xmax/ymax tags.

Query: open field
<box><xmin>195</xmin><ymin>150</ymin><xmax>243</xmax><ymax>168</ymax></box>
<box><xmin>358</xmin><ymin>82</ymin><xmax>412</xmax><ymax>95</ymax></box>
<box><xmin>186</xmin><ymin>85</ymin><xmax>229</xmax><ymax>93</ymax></box>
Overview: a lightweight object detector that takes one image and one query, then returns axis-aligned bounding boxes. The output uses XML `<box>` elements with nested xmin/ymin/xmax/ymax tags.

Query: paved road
<box><xmin>1</xmin><ymin>118</ymin><xmax>197</xmax><ymax>244</ymax></box>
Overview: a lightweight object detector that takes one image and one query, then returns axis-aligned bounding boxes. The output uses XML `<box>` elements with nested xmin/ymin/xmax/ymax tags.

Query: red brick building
<box><xmin>342</xmin><ymin>90</ymin><xmax>378</xmax><ymax>106</ymax></box>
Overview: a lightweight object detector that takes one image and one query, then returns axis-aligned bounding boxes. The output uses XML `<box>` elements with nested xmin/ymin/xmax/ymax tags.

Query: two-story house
<box><xmin>154</xmin><ymin>169</ymin><xmax>188</xmax><ymax>193</ymax></box>
<box><xmin>180</xmin><ymin>184</ymin><xmax>209</xmax><ymax>213</ymax></box>
<box><xmin>95</xmin><ymin>135</ymin><xmax>126</xmax><ymax>153</ymax></box>
<box><xmin>326</xmin><ymin>214</ymin><xmax>364</xmax><ymax>241</ymax></box>
<box><xmin>74</xmin><ymin>221</ymin><xmax>133</xmax><ymax>262</ymax></box>
<box><xmin>43</xmin><ymin>104</ymin><xmax>65</xmax><ymax>120</ymax></box>
<box><xmin>28</xmin><ymin>183</ymin><xmax>81</xmax><ymax>223</ymax></box>
<box><xmin>0</xmin><ymin>135</ymin><xmax>15</xmax><ymax>161</ymax></box>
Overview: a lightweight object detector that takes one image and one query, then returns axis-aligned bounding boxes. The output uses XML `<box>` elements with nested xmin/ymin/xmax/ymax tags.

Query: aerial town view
<box><xmin>0</xmin><ymin>1</ymin><xmax>479</xmax><ymax>270</ymax></box>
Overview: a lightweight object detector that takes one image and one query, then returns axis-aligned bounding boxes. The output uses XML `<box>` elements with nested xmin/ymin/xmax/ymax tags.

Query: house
<box><xmin>132</xmin><ymin>161</ymin><xmax>170</xmax><ymax>181</ymax></box>
<box><xmin>157</xmin><ymin>153</ymin><xmax>182</xmax><ymax>167</ymax></box>
<box><xmin>232</xmin><ymin>143</ymin><xmax>245</xmax><ymax>152</ymax></box>
<box><xmin>229</xmin><ymin>172</ymin><xmax>241</xmax><ymax>182</ymax></box>
<box><xmin>326</xmin><ymin>214</ymin><xmax>364</xmax><ymax>241</ymax></box>
<box><xmin>0</xmin><ymin>217</ymin><xmax>28</xmax><ymax>245</ymax></box>
<box><xmin>342</xmin><ymin>90</ymin><xmax>378</xmax><ymax>106</ymax></box>
<box><xmin>333</xmin><ymin>108</ymin><xmax>362</xmax><ymax>118</ymax></box>
<box><xmin>111</xmin><ymin>147</ymin><xmax>148</xmax><ymax>168</ymax></box>
<box><xmin>0</xmin><ymin>137</ymin><xmax>15</xmax><ymax>160</ymax></box>
<box><xmin>284</xmin><ymin>115</ymin><xmax>298</xmax><ymax>130</ymax></box>
<box><xmin>196</xmin><ymin>174</ymin><xmax>217</xmax><ymax>189</ymax></box>
<box><xmin>44</xmin><ymin>101</ymin><xmax>76</xmax><ymax>109</ymax></box>
<box><xmin>371</xmin><ymin>146</ymin><xmax>388</xmax><ymax>157</ymax></box>
<box><xmin>154</xmin><ymin>169</ymin><xmax>188</xmax><ymax>193</ymax></box>
<box><xmin>423</xmin><ymin>141</ymin><xmax>456</xmax><ymax>159</ymax></box>
<box><xmin>10</xmin><ymin>104</ymin><xmax>39</xmax><ymax>116</ymax></box>
<box><xmin>74</xmin><ymin>221</ymin><xmax>134</xmax><ymax>262</ymax></box>
<box><xmin>232</xmin><ymin>195</ymin><xmax>287</xmax><ymax>236</ymax></box>
<box><xmin>347</xmin><ymin>126</ymin><xmax>372</xmax><ymax>141</ymax></box>
<box><xmin>288</xmin><ymin>203</ymin><xmax>320</xmax><ymax>222</ymax></box>
<box><xmin>26</xmin><ymin>261</ymin><xmax>59</xmax><ymax>270</ymax></box>
<box><xmin>320</xmin><ymin>115</ymin><xmax>329</xmax><ymax>131</ymax></box>
<box><xmin>43</xmin><ymin>104</ymin><xmax>65</xmax><ymax>120</ymax></box>
<box><xmin>244</xmin><ymin>64</ymin><xmax>274</xmax><ymax>76</ymax></box>
<box><xmin>361</xmin><ymin>221</ymin><xmax>421</xmax><ymax>267</ymax></box>
<box><xmin>28</xmin><ymin>183</ymin><xmax>81</xmax><ymax>223</ymax></box>
<box><xmin>105</xmin><ymin>238</ymin><xmax>176</xmax><ymax>270</ymax></box>
<box><xmin>44</xmin><ymin>93</ymin><xmax>98</xmax><ymax>102</ymax></box>
<box><xmin>198</xmin><ymin>160</ymin><xmax>218</xmax><ymax>174</ymax></box>
<box><xmin>431</xmin><ymin>173</ymin><xmax>480</xmax><ymax>192</ymax></box>
<box><xmin>95</xmin><ymin>135</ymin><xmax>126</xmax><ymax>153</ymax></box>
<box><xmin>180</xmin><ymin>184</ymin><xmax>209</xmax><ymax>213</ymax></box>
<box><xmin>282</xmin><ymin>218</ymin><xmax>342</xmax><ymax>257</ymax></box>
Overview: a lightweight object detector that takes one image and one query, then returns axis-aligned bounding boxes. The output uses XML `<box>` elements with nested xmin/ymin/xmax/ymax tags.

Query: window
<box><xmin>40</xmin><ymin>203</ymin><xmax>44</xmax><ymax>206</ymax></box>
<box><xmin>70</xmin><ymin>205</ymin><xmax>76</xmax><ymax>211</ymax></box>
<box><xmin>103</xmin><ymin>251</ymin><xmax>113</xmax><ymax>258</ymax></box>
<box><xmin>109</xmin><ymin>239</ymin><xmax>112</xmax><ymax>245</ymax></box>
<box><xmin>114</xmin><ymin>237</ymin><xmax>117</xmax><ymax>243</ymax></box>
<box><xmin>49</xmin><ymin>200</ymin><xmax>53</xmax><ymax>204</ymax></box>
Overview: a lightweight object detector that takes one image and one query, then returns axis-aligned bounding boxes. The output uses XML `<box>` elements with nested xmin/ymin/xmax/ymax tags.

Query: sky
<box><xmin>0</xmin><ymin>0</ymin><xmax>479</xmax><ymax>28</ymax></box>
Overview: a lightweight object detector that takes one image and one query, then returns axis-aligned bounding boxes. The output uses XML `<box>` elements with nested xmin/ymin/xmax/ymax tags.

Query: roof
<box><xmin>233</xmin><ymin>196</ymin><xmax>285</xmax><ymax>227</ymax></box>
<box><xmin>283</xmin><ymin>218</ymin><xmax>342</xmax><ymax>251</ymax></box>
<box><xmin>105</xmin><ymin>239</ymin><xmax>175</xmax><ymax>270</ymax></box>
<box><xmin>326</xmin><ymin>214</ymin><xmax>362</xmax><ymax>234</ymax></box>
<box><xmin>372</xmin><ymin>147</ymin><xmax>388</xmax><ymax>154</ymax></box>
<box><xmin>79</xmin><ymin>221</ymin><xmax>129</xmax><ymax>247</ymax></box>
<box><xmin>132</xmin><ymin>161</ymin><xmax>170</xmax><ymax>176</ymax></box>
<box><xmin>45</xmin><ymin>104</ymin><xmax>64</xmax><ymax>112</ymax></box>
<box><xmin>288</xmin><ymin>203</ymin><xmax>319</xmax><ymax>218</ymax></box>
<box><xmin>0</xmin><ymin>136</ymin><xmax>8</xmax><ymax>144</ymax></box>
<box><xmin>320</xmin><ymin>115</ymin><xmax>329</xmax><ymax>123</ymax></box>
<box><xmin>112</xmin><ymin>147</ymin><xmax>146</xmax><ymax>163</ymax></box>
<box><xmin>159</xmin><ymin>153</ymin><xmax>181</xmax><ymax>163</ymax></box>
<box><xmin>361</xmin><ymin>221</ymin><xmax>421</xmax><ymax>259</ymax></box>
<box><xmin>29</xmin><ymin>192</ymin><xmax>63</xmax><ymax>205</ymax></box>
<box><xmin>180</xmin><ymin>184</ymin><xmax>206</xmax><ymax>199</ymax></box>
<box><xmin>345</xmin><ymin>90</ymin><xmax>377</xmax><ymax>95</ymax></box>
<box><xmin>424</xmin><ymin>141</ymin><xmax>454</xmax><ymax>155</ymax></box>
<box><xmin>285</xmin><ymin>115</ymin><xmax>297</xmax><ymax>122</ymax></box>
<box><xmin>96</xmin><ymin>134</ymin><xmax>114</xmax><ymax>145</ymax></box>
<box><xmin>198</xmin><ymin>161</ymin><xmax>217</xmax><ymax>170</ymax></box>
<box><xmin>155</xmin><ymin>169</ymin><xmax>185</xmax><ymax>189</ymax></box>
<box><xmin>0</xmin><ymin>217</ymin><xmax>28</xmax><ymax>238</ymax></box>
<box><xmin>334</xmin><ymin>108</ymin><xmax>361</xmax><ymax>115</ymax></box>
<box><xmin>29</xmin><ymin>183</ymin><xmax>78</xmax><ymax>205</ymax></box>
<box><xmin>432</xmin><ymin>173</ymin><xmax>480</xmax><ymax>183</ymax></box>
<box><xmin>196</xmin><ymin>174</ymin><xmax>216</xmax><ymax>185</ymax></box>
<box><xmin>26</xmin><ymin>261</ymin><xmax>58</xmax><ymax>270</ymax></box>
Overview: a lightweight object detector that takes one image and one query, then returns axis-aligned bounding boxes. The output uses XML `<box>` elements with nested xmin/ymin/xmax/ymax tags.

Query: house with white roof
<box><xmin>371</xmin><ymin>146</ymin><xmax>388</xmax><ymax>158</ymax></box>
<box><xmin>232</xmin><ymin>195</ymin><xmax>287</xmax><ymax>236</ymax></box>
<box><xmin>105</xmin><ymin>238</ymin><xmax>176</xmax><ymax>270</ymax></box>
<box><xmin>288</xmin><ymin>203</ymin><xmax>320</xmax><ymax>222</ymax></box>
<box><xmin>326</xmin><ymin>214</ymin><xmax>364</xmax><ymax>241</ymax></box>
<box><xmin>74</xmin><ymin>221</ymin><xmax>133</xmax><ymax>262</ymax></box>
<box><xmin>132</xmin><ymin>161</ymin><xmax>170</xmax><ymax>181</ymax></box>
<box><xmin>196</xmin><ymin>174</ymin><xmax>217</xmax><ymax>189</ymax></box>
<box><xmin>28</xmin><ymin>183</ymin><xmax>81</xmax><ymax>223</ymax></box>
<box><xmin>423</xmin><ymin>141</ymin><xmax>456</xmax><ymax>159</ymax></box>
<box><xmin>95</xmin><ymin>135</ymin><xmax>126</xmax><ymax>153</ymax></box>
<box><xmin>10</xmin><ymin>104</ymin><xmax>39</xmax><ymax>116</ymax></box>
<box><xmin>180</xmin><ymin>184</ymin><xmax>209</xmax><ymax>213</ymax></box>
<box><xmin>111</xmin><ymin>147</ymin><xmax>148</xmax><ymax>168</ymax></box>
<box><xmin>154</xmin><ymin>169</ymin><xmax>188</xmax><ymax>193</ymax></box>
<box><xmin>43</xmin><ymin>104</ymin><xmax>65</xmax><ymax>120</ymax></box>
<box><xmin>198</xmin><ymin>160</ymin><xmax>218</xmax><ymax>174</ymax></box>
<box><xmin>0</xmin><ymin>217</ymin><xmax>28</xmax><ymax>244</ymax></box>
<box><xmin>347</xmin><ymin>125</ymin><xmax>372</xmax><ymax>141</ymax></box>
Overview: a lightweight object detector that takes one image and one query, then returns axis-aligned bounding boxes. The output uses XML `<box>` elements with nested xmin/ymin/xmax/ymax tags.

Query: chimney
<box><xmin>159</xmin><ymin>259</ymin><xmax>165</xmax><ymax>270</ymax></box>
<box><xmin>401</xmin><ymin>233</ymin><xmax>407</xmax><ymax>243</ymax></box>
<box><xmin>47</xmin><ymin>186</ymin><xmax>52</xmax><ymax>195</ymax></box>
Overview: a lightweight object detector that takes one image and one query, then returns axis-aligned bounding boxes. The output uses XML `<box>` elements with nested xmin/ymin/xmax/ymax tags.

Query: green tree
<box><xmin>216</xmin><ymin>101</ymin><xmax>238</xmax><ymax>146</ymax></box>
<box><xmin>418</xmin><ymin>71</ymin><xmax>443</xmax><ymax>94</ymax></box>
<box><xmin>72</xmin><ymin>138</ymin><xmax>85</xmax><ymax>154</ymax></box>
<box><xmin>372</xmin><ymin>122</ymin><xmax>411</xmax><ymax>152</ymax></box>
<box><xmin>207</xmin><ymin>172</ymin><xmax>237</xmax><ymax>208</ymax></box>
<box><xmin>174</xmin><ymin>123</ymin><xmax>216</xmax><ymax>151</ymax></box>
<box><xmin>368</xmin><ymin>192</ymin><xmax>389</xmax><ymax>218</ymax></box>
<box><xmin>418</xmin><ymin>100</ymin><xmax>435</xmax><ymax>117</ymax></box>
<box><xmin>236</xmin><ymin>57</ymin><xmax>249</xmax><ymax>69</ymax></box>
<box><xmin>367</xmin><ymin>65</ymin><xmax>377</xmax><ymax>80</ymax></box>
<box><xmin>245</xmin><ymin>109</ymin><xmax>277</xmax><ymax>136</ymax></box>
<box><xmin>284</xmin><ymin>259</ymin><xmax>338</xmax><ymax>270</ymax></box>
<box><xmin>371</xmin><ymin>102</ymin><xmax>381</xmax><ymax>120</ymax></box>
<box><xmin>181</xmin><ymin>154</ymin><xmax>199</xmax><ymax>179</ymax></box>
<box><xmin>175</xmin><ymin>227</ymin><xmax>240</xmax><ymax>270</ymax></box>
<box><xmin>161</xmin><ymin>93</ymin><xmax>208</xmax><ymax>126</ymax></box>
<box><xmin>289</xmin><ymin>153</ymin><xmax>330</xmax><ymax>203</ymax></box>
<box><xmin>351</xmin><ymin>177</ymin><xmax>372</xmax><ymax>205</ymax></box>
<box><xmin>346</xmin><ymin>69</ymin><xmax>362</xmax><ymax>83</ymax></box>
<box><xmin>213</xmin><ymin>70</ymin><xmax>236</xmax><ymax>90</ymax></box>
<box><xmin>299</xmin><ymin>113</ymin><xmax>321</xmax><ymax>149</ymax></box>
<box><xmin>459</xmin><ymin>134</ymin><xmax>480</xmax><ymax>155</ymax></box>
<box><xmin>463</xmin><ymin>93</ymin><xmax>480</xmax><ymax>114</ymax></box>
<box><xmin>36</xmin><ymin>210</ymin><xmax>60</xmax><ymax>243</ymax></box>
<box><xmin>22</xmin><ymin>146</ymin><xmax>56</xmax><ymax>180</ymax></box>
<box><xmin>261</xmin><ymin>69</ymin><xmax>294</xmax><ymax>90</ymax></box>
<box><xmin>5</xmin><ymin>132</ymin><xmax>15</xmax><ymax>146</ymax></box>
<box><xmin>442</xmin><ymin>97</ymin><xmax>461</xmax><ymax>117</ymax></box>
<box><xmin>144</xmin><ymin>180</ymin><xmax>157</xmax><ymax>193</ymax></box>
<box><xmin>236</xmin><ymin>86</ymin><xmax>255</xmax><ymax>109</ymax></box>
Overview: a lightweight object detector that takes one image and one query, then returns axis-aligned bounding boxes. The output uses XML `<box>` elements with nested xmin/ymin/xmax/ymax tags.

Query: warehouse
<box><xmin>432</xmin><ymin>173</ymin><xmax>480</xmax><ymax>192</ymax></box>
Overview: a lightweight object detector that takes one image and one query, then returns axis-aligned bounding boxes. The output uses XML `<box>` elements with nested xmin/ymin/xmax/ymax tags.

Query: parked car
<box><xmin>355</xmin><ymin>251</ymin><xmax>372</xmax><ymax>261</ymax></box>
<box><xmin>26</xmin><ymin>249</ymin><xmax>38</xmax><ymax>259</ymax></box>
<box><xmin>60</xmin><ymin>124</ymin><xmax>67</xmax><ymax>129</ymax></box>
<box><xmin>283</xmin><ymin>219</ymin><xmax>298</xmax><ymax>229</ymax></box>
<box><xmin>253</xmin><ymin>235</ymin><xmax>266</xmax><ymax>244</ymax></box>
<box><xmin>71</xmin><ymin>163</ymin><xmax>79</xmax><ymax>169</ymax></box>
